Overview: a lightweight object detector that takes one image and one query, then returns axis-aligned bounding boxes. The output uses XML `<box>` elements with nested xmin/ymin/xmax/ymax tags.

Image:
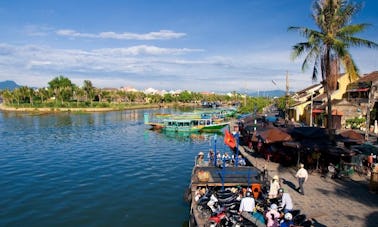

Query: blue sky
<box><xmin>0</xmin><ymin>0</ymin><xmax>377</xmax><ymax>93</ymax></box>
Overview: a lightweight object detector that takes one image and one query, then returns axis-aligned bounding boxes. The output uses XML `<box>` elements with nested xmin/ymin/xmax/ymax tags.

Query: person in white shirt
<box><xmin>277</xmin><ymin>188</ymin><xmax>293</xmax><ymax>213</ymax></box>
<box><xmin>268</xmin><ymin>175</ymin><xmax>281</xmax><ymax>198</ymax></box>
<box><xmin>239</xmin><ymin>191</ymin><xmax>255</xmax><ymax>214</ymax></box>
<box><xmin>295</xmin><ymin>163</ymin><xmax>308</xmax><ymax>195</ymax></box>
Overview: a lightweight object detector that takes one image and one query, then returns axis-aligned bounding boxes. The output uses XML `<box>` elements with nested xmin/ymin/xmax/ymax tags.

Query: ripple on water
<box><xmin>0</xmin><ymin>110</ymin><xmax>219</xmax><ymax>226</ymax></box>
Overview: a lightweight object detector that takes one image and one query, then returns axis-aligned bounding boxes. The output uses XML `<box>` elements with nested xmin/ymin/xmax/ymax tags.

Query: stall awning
<box><xmin>312</xmin><ymin>109</ymin><xmax>324</xmax><ymax>113</ymax></box>
<box><xmin>347</xmin><ymin>88</ymin><xmax>369</xmax><ymax>92</ymax></box>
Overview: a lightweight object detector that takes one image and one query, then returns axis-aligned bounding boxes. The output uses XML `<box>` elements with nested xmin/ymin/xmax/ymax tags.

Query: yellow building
<box><xmin>289</xmin><ymin>73</ymin><xmax>358</xmax><ymax>128</ymax></box>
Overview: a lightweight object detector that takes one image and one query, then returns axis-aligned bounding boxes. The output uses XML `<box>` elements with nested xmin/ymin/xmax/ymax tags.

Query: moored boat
<box><xmin>144</xmin><ymin>113</ymin><xmax>230</xmax><ymax>132</ymax></box>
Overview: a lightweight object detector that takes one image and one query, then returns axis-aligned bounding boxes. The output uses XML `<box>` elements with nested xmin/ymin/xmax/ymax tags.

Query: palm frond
<box><xmin>340</xmin><ymin>53</ymin><xmax>359</xmax><ymax>81</ymax></box>
<box><xmin>343</xmin><ymin>36</ymin><xmax>378</xmax><ymax>48</ymax></box>
<box><xmin>338</xmin><ymin>23</ymin><xmax>371</xmax><ymax>36</ymax></box>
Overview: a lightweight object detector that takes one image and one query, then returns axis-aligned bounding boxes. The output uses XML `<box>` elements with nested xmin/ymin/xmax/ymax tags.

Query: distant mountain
<box><xmin>0</xmin><ymin>80</ymin><xmax>21</xmax><ymax>90</ymax></box>
<box><xmin>246</xmin><ymin>90</ymin><xmax>286</xmax><ymax>97</ymax></box>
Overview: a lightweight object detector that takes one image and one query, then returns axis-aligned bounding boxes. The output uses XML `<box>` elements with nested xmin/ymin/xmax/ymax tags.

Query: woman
<box><xmin>268</xmin><ymin>175</ymin><xmax>281</xmax><ymax>199</ymax></box>
<box><xmin>196</xmin><ymin>151</ymin><xmax>205</xmax><ymax>166</ymax></box>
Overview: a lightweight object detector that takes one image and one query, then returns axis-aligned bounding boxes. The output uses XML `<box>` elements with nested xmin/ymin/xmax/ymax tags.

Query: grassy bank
<box><xmin>0</xmin><ymin>102</ymin><xmax>200</xmax><ymax>113</ymax></box>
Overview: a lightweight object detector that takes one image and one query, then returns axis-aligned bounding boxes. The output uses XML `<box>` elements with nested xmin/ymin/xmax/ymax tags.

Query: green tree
<box><xmin>289</xmin><ymin>0</ymin><xmax>377</xmax><ymax>133</ymax></box>
<box><xmin>48</xmin><ymin>76</ymin><xmax>75</xmax><ymax>104</ymax></box>
<box><xmin>83</xmin><ymin>80</ymin><xmax>95</xmax><ymax>105</ymax></box>
<box><xmin>177</xmin><ymin>90</ymin><xmax>192</xmax><ymax>103</ymax></box>
<box><xmin>1</xmin><ymin>89</ymin><xmax>13</xmax><ymax>104</ymax></box>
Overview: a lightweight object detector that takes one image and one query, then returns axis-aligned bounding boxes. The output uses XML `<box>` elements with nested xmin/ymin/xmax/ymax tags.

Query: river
<box><xmin>0</xmin><ymin>109</ymin><xmax>229</xmax><ymax>227</ymax></box>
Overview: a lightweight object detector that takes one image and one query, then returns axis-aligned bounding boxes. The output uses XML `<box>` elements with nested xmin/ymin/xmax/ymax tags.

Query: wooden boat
<box><xmin>186</xmin><ymin>165</ymin><xmax>264</xmax><ymax>227</ymax></box>
<box><xmin>145</xmin><ymin>112</ymin><xmax>230</xmax><ymax>132</ymax></box>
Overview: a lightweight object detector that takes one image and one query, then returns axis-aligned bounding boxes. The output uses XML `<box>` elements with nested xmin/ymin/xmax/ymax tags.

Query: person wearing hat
<box><xmin>265</xmin><ymin>203</ymin><xmax>280</xmax><ymax>227</ymax></box>
<box><xmin>295</xmin><ymin>163</ymin><xmax>308</xmax><ymax>195</ymax></box>
<box><xmin>280</xmin><ymin>212</ymin><xmax>294</xmax><ymax>227</ymax></box>
<box><xmin>268</xmin><ymin>175</ymin><xmax>281</xmax><ymax>199</ymax></box>
<box><xmin>239</xmin><ymin>191</ymin><xmax>255</xmax><ymax>214</ymax></box>
<box><xmin>277</xmin><ymin>188</ymin><xmax>293</xmax><ymax>214</ymax></box>
<box><xmin>196</xmin><ymin>151</ymin><xmax>205</xmax><ymax>166</ymax></box>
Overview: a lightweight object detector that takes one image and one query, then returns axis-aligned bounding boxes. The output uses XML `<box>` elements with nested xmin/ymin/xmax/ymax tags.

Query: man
<box><xmin>295</xmin><ymin>163</ymin><xmax>308</xmax><ymax>195</ymax></box>
<box><xmin>239</xmin><ymin>191</ymin><xmax>255</xmax><ymax>214</ymax></box>
<box><xmin>277</xmin><ymin>188</ymin><xmax>293</xmax><ymax>213</ymax></box>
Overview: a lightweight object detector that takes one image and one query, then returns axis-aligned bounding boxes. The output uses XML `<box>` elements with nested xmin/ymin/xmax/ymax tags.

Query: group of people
<box><xmin>238</xmin><ymin>186</ymin><xmax>295</xmax><ymax>227</ymax></box>
<box><xmin>195</xmin><ymin>150</ymin><xmax>246</xmax><ymax>167</ymax></box>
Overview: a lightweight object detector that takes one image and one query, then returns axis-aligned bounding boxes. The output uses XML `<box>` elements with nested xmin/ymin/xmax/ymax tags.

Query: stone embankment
<box><xmin>240</xmin><ymin>145</ymin><xmax>378</xmax><ymax>227</ymax></box>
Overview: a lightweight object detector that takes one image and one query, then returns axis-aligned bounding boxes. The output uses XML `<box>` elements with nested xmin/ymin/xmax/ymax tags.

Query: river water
<box><xmin>0</xmin><ymin>109</ymin><xmax>230</xmax><ymax>227</ymax></box>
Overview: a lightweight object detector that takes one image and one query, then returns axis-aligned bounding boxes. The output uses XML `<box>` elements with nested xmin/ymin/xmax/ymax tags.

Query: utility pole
<box><xmin>285</xmin><ymin>71</ymin><xmax>289</xmax><ymax>123</ymax></box>
<box><xmin>310</xmin><ymin>91</ymin><xmax>314</xmax><ymax>127</ymax></box>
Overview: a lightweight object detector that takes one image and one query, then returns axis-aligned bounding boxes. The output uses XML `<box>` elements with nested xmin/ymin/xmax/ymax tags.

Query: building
<box><xmin>287</xmin><ymin>71</ymin><xmax>378</xmax><ymax>130</ymax></box>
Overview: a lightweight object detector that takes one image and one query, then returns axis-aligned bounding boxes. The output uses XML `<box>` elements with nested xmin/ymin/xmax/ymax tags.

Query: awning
<box><xmin>347</xmin><ymin>88</ymin><xmax>369</xmax><ymax>92</ymax></box>
<box><xmin>312</xmin><ymin>109</ymin><xmax>324</xmax><ymax>113</ymax></box>
<box><xmin>332</xmin><ymin>109</ymin><xmax>343</xmax><ymax>116</ymax></box>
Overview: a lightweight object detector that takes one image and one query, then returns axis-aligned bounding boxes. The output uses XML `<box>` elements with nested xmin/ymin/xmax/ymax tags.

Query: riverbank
<box><xmin>0</xmin><ymin>102</ymin><xmax>200</xmax><ymax>113</ymax></box>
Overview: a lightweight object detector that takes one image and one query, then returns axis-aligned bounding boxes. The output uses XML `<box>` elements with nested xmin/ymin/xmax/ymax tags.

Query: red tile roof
<box><xmin>358</xmin><ymin>71</ymin><xmax>378</xmax><ymax>83</ymax></box>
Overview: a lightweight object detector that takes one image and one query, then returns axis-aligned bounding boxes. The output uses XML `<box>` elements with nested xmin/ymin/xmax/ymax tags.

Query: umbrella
<box><xmin>257</xmin><ymin>127</ymin><xmax>292</xmax><ymax>144</ymax></box>
<box><xmin>338</xmin><ymin>130</ymin><xmax>364</xmax><ymax>144</ymax></box>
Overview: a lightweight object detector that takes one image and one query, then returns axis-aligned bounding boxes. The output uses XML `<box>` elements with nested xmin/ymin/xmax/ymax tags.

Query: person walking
<box><xmin>295</xmin><ymin>163</ymin><xmax>308</xmax><ymax>195</ymax></box>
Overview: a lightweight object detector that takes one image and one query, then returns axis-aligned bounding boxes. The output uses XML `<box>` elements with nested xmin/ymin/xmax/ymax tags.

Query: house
<box><xmin>333</xmin><ymin>71</ymin><xmax>378</xmax><ymax>129</ymax></box>
<box><xmin>289</xmin><ymin>72</ymin><xmax>359</xmax><ymax>128</ymax></box>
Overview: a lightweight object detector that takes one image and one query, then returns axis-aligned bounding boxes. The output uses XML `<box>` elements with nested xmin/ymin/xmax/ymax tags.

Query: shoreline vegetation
<box><xmin>0</xmin><ymin>102</ymin><xmax>200</xmax><ymax>113</ymax></box>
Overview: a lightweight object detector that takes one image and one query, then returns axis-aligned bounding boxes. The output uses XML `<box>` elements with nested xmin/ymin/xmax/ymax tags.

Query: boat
<box><xmin>186</xmin><ymin>159</ymin><xmax>264</xmax><ymax>226</ymax></box>
<box><xmin>185</xmin><ymin>133</ymin><xmax>266</xmax><ymax>227</ymax></box>
<box><xmin>186</xmin><ymin>133</ymin><xmax>314</xmax><ymax>227</ymax></box>
<box><xmin>144</xmin><ymin>113</ymin><xmax>230</xmax><ymax>132</ymax></box>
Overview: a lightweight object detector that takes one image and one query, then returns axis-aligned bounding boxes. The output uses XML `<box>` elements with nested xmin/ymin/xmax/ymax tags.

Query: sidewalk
<box><xmin>243</xmin><ymin>146</ymin><xmax>378</xmax><ymax>227</ymax></box>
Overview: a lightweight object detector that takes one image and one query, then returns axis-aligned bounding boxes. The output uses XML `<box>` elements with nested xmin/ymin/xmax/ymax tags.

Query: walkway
<box><xmin>241</xmin><ymin>146</ymin><xmax>378</xmax><ymax>227</ymax></box>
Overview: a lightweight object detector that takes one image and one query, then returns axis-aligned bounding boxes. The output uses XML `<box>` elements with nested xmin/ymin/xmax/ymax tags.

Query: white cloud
<box><xmin>93</xmin><ymin>45</ymin><xmax>203</xmax><ymax>56</ymax></box>
<box><xmin>55</xmin><ymin>29</ymin><xmax>186</xmax><ymax>40</ymax></box>
<box><xmin>0</xmin><ymin>42</ymin><xmax>362</xmax><ymax>92</ymax></box>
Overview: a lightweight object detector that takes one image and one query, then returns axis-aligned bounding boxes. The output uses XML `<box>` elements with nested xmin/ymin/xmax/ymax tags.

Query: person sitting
<box><xmin>207</xmin><ymin>149</ymin><xmax>215</xmax><ymax>165</ymax></box>
<box><xmin>222</xmin><ymin>152</ymin><xmax>232</xmax><ymax>166</ymax></box>
<box><xmin>280</xmin><ymin>212</ymin><xmax>294</xmax><ymax>227</ymax></box>
<box><xmin>239</xmin><ymin>191</ymin><xmax>255</xmax><ymax>214</ymax></box>
<box><xmin>265</xmin><ymin>203</ymin><xmax>281</xmax><ymax>227</ymax></box>
<box><xmin>196</xmin><ymin>152</ymin><xmax>206</xmax><ymax>166</ymax></box>
<box><xmin>238</xmin><ymin>155</ymin><xmax>246</xmax><ymax>166</ymax></box>
<box><xmin>268</xmin><ymin>175</ymin><xmax>281</xmax><ymax>199</ymax></box>
<box><xmin>277</xmin><ymin>188</ymin><xmax>293</xmax><ymax>214</ymax></box>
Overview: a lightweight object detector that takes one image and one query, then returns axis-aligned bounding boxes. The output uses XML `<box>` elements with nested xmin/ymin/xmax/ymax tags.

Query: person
<box><xmin>367</xmin><ymin>153</ymin><xmax>374</xmax><ymax>169</ymax></box>
<box><xmin>196</xmin><ymin>151</ymin><xmax>205</xmax><ymax>166</ymax></box>
<box><xmin>238</xmin><ymin>155</ymin><xmax>246</xmax><ymax>166</ymax></box>
<box><xmin>295</xmin><ymin>163</ymin><xmax>308</xmax><ymax>195</ymax></box>
<box><xmin>222</xmin><ymin>152</ymin><xmax>232</xmax><ymax>166</ymax></box>
<box><xmin>265</xmin><ymin>203</ymin><xmax>281</xmax><ymax>227</ymax></box>
<box><xmin>268</xmin><ymin>175</ymin><xmax>281</xmax><ymax>199</ymax></box>
<box><xmin>239</xmin><ymin>191</ymin><xmax>255</xmax><ymax>214</ymax></box>
<box><xmin>194</xmin><ymin>187</ymin><xmax>206</xmax><ymax>202</ymax></box>
<box><xmin>277</xmin><ymin>188</ymin><xmax>293</xmax><ymax>213</ymax></box>
<box><xmin>280</xmin><ymin>212</ymin><xmax>294</xmax><ymax>227</ymax></box>
<box><xmin>208</xmin><ymin>149</ymin><xmax>215</xmax><ymax>165</ymax></box>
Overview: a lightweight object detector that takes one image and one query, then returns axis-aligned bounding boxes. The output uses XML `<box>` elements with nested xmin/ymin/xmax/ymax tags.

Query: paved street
<box><xmin>242</xmin><ymin>147</ymin><xmax>378</xmax><ymax>227</ymax></box>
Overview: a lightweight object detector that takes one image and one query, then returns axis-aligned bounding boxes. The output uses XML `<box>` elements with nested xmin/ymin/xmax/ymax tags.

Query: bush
<box><xmin>346</xmin><ymin>117</ymin><xmax>366</xmax><ymax>129</ymax></box>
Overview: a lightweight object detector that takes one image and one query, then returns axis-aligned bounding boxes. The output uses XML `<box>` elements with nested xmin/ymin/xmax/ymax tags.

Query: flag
<box><xmin>224</xmin><ymin>130</ymin><xmax>236</xmax><ymax>149</ymax></box>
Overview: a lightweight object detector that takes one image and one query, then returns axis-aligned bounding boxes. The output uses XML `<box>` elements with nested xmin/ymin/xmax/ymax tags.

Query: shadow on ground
<box><xmin>365</xmin><ymin>211</ymin><xmax>378</xmax><ymax>227</ymax></box>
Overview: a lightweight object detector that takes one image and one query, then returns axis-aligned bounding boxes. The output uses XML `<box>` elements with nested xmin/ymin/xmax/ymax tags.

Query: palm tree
<box><xmin>289</xmin><ymin>0</ymin><xmax>377</xmax><ymax>135</ymax></box>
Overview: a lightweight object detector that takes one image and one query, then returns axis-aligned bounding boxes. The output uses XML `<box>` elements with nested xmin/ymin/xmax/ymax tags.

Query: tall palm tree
<box><xmin>289</xmin><ymin>0</ymin><xmax>377</xmax><ymax>135</ymax></box>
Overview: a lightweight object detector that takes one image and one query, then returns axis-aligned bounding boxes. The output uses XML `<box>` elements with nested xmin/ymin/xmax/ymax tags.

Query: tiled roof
<box><xmin>358</xmin><ymin>71</ymin><xmax>378</xmax><ymax>83</ymax></box>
